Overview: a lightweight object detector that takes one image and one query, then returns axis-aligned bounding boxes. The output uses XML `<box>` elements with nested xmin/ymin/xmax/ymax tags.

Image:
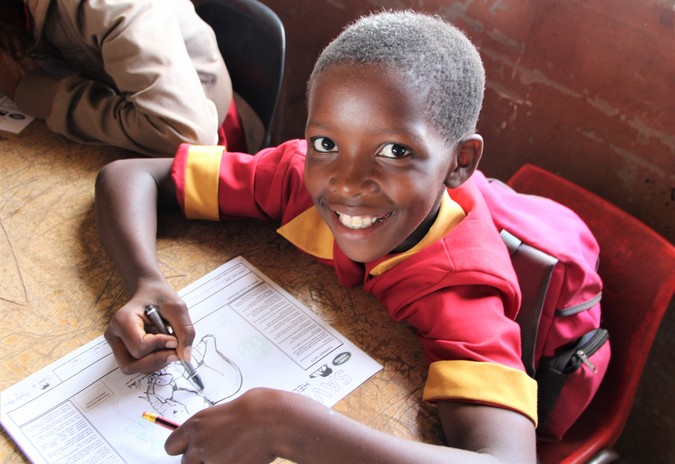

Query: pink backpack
<box><xmin>473</xmin><ymin>171</ymin><xmax>610</xmax><ymax>441</ymax></box>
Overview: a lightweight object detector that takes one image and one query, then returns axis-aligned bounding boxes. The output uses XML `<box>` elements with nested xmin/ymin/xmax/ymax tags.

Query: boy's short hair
<box><xmin>309</xmin><ymin>10</ymin><xmax>485</xmax><ymax>145</ymax></box>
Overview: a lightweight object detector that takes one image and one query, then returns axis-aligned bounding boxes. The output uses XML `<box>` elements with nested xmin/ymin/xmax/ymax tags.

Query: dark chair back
<box><xmin>195</xmin><ymin>0</ymin><xmax>286</xmax><ymax>151</ymax></box>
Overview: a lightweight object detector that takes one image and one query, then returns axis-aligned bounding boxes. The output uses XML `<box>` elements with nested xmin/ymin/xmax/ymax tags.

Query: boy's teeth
<box><xmin>337</xmin><ymin>212</ymin><xmax>378</xmax><ymax>229</ymax></box>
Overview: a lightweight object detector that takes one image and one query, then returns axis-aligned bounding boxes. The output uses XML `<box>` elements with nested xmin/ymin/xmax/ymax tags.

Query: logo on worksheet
<box><xmin>309</xmin><ymin>364</ymin><xmax>332</xmax><ymax>378</ymax></box>
<box><xmin>332</xmin><ymin>352</ymin><xmax>351</xmax><ymax>366</ymax></box>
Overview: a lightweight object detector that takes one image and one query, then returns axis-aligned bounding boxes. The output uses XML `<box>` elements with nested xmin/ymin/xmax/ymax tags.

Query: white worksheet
<box><xmin>1</xmin><ymin>257</ymin><xmax>382</xmax><ymax>463</ymax></box>
<box><xmin>0</xmin><ymin>92</ymin><xmax>34</xmax><ymax>134</ymax></box>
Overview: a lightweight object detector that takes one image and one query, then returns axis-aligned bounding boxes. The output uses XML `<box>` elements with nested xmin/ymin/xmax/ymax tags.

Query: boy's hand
<box><xmin>0</xmin><ymin>21</ymin><xmax>30</xmax><ymax>59</ymax></box>
<box><xmin>0</xmin><ymin>47</ymin><xmax>37</xmax><ymax>99</ymax></box>
<box><xmin>0</xmin><ymin>48</ymin><xmax>25</xmax><ymax>99</ymax></box>
<box><xmin>104</xmin><ymin>285</ymin><xmax>196</xmax><ymax>375</ymax></box>
<box><xmin>0</xmin><ymin>22</ymin><xmax>36</xmax><ymax>98</ymax></box>
<box><xmin>165</xmin><ymin>388</ymin><xmax>285</xmax><ymax>463</ymax></box>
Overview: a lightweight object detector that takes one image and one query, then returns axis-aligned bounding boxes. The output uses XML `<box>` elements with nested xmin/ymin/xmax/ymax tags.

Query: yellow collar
<box><xmin>276</xmin><ymin>191</ymin><xmax>466</xmax><ymax>275</ymax></box>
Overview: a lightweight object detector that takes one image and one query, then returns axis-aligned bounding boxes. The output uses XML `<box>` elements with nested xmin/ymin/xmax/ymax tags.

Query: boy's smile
<box><xmin>304</xmin><ymin>63</ymin><xmax>459</xmax><ymax>263</ymax></box>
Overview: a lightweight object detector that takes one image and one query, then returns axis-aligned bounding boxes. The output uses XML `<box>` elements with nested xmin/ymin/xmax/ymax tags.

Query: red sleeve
<box><xmin>399</xmin><ymin>282</ymin><xmax>524</xmax><ymax>368</ymax></box>
<box><xmin>171</xmin><ymin>139</ymin><xmax>313</xmax><ymax>223</ymax></box>
<box><xmin>172</xmin><ymin>143</ymin><xmax>190</xmax><ymax>214</ymax></box>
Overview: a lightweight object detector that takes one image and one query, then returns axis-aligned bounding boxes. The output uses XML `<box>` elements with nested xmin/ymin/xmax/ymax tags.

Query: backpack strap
<box><xmin>500</xmin><ymin>229</ymin><xmax>558</xmax><ymax>377</ymax></box>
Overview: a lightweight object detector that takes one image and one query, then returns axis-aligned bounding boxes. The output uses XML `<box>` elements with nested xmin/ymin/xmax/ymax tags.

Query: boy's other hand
<box><xmin>165</xmin><ymin>388</ymin><xmax>286</xmax><ymax>463</ymax></box>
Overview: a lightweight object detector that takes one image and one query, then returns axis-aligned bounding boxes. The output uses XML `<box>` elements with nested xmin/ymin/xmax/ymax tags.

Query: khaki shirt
<box><xmin>17</xmin><ymin>0</ymin><xmax>231</xmax><ymax>156</ymax></box>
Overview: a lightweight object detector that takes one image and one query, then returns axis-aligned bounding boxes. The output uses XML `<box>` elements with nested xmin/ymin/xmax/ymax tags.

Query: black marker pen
<box><xmin>144</xmin><ymin>305</ymin><xmax>205</xmax><ymax>390</ymax></box>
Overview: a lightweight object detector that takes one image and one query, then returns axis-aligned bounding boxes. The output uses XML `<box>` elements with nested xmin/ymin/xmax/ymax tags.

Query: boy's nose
<box><xmin>328</xmin><ymin>155</ymin><xmax>378</xmax><ymax>196</ymax></box>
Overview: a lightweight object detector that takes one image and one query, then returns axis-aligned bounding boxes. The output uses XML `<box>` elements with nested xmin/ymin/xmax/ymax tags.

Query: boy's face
<box><xmin>305</xmin><ymin>63</ymin><xmax>459</xmax><ymax>263</ymax></box>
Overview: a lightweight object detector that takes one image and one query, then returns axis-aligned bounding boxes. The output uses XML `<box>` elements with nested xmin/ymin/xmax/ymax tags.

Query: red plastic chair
<box><xmin>507</xmin><ymin>164</ymin><xmax>675</xmax><ymax>464</ymax></box>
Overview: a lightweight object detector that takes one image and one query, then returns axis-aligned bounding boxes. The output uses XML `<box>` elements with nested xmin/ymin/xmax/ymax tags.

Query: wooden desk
<box><xmin>0</xmin><ymin>121</ymin><xmax>443</xmax><ymax>462</ymax></box>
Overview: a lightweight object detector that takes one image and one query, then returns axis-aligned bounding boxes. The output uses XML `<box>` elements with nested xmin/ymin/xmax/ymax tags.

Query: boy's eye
<box><xmin>311</xmin><ymin>137</ymin><xmax>338</xmax><ymax>153</ymax></box>
<box><xmin>377</xmin><ymin>143</ymin><xmax>411</xmax><ymax>159</ymax></box>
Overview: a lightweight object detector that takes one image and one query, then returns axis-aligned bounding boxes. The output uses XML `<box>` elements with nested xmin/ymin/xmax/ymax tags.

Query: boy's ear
<box><xmin>444</xmin><ymin>135</ymin><xmax>483</xmax><ymax>189</ymax></box>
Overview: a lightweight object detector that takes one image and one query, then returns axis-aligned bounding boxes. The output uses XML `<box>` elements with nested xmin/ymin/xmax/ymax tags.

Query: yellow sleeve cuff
<box><xmin>184</xmin><ymin>145</ymin><xmax>224</xmax><ymax>220</ymax></box>
<box><xmin>423</xmin><ymin>360</ymin><xmax>538</xmax><ymax>427</ymax></box>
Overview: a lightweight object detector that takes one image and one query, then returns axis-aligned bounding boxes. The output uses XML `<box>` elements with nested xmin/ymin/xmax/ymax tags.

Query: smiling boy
<box><xmin>96</xmin><ymin>11</ymin><xmax>537</xmax><ymax>463</ymax></box>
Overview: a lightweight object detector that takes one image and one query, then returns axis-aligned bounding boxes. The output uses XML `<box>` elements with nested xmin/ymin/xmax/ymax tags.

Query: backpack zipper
<box><xmin>576</xmin><ymin>351</ymin><xmax>597</xmax><ymax>373</ymax></box>
<box><xmin>569</xmin><ymin>328</ymin><xmax>609</xmax><ymax>374</ymax></box>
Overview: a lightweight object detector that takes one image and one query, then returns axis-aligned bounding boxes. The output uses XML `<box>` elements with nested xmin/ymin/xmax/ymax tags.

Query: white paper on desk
<box><xmin>0</xmin><ymin>93</ymin><xmax>34</xmax><ymax>134</ymax></box>
<box><xmin>1</xmin><ymin>257</ymin><xmax>382</xmax><ymax>463</ymax></box>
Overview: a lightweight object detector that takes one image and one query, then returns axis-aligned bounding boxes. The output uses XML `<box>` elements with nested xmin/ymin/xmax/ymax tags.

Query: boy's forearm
<box><xmin>167</xmin><ymin>388</ymin><xmax>474</xmax><ymax>463</ymax></box>
<box><xmin>94</xmin><ymin>159</ymin><xmax>171</xmax><ymax>293</ymax></box>
<box><xmin>275</xmin><ymin>393</ymin><xmax>484</xmax><ymax>464</ymax></box>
